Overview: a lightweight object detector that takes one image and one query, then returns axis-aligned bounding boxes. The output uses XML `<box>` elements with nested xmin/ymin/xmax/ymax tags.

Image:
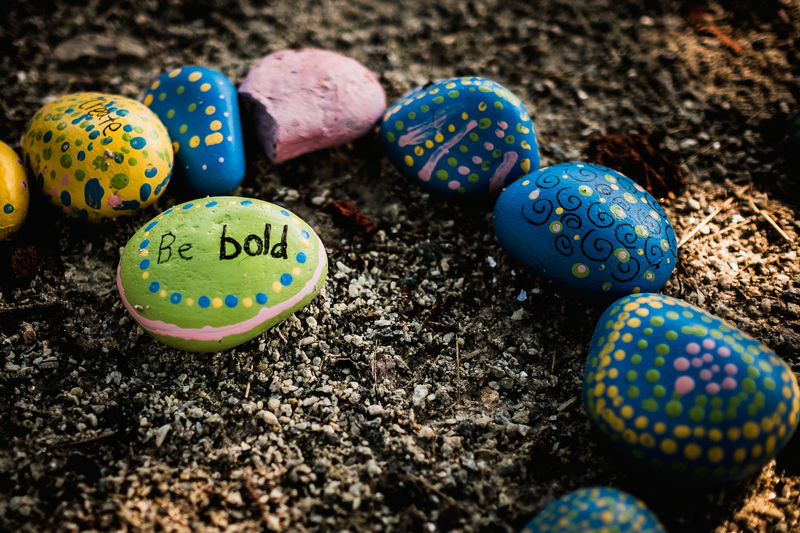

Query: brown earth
<box><xmin>1</xmin><ymin>1</ymin><xmax>800</xmax><ymax>532</ymax></box>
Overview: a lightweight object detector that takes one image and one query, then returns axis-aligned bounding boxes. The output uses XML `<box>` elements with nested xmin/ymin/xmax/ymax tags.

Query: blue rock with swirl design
<box><xmin>143</xmin><ymin>66</ymin><xmax>244</xmax><ymax>195</ymax></box>
<box><xmin>493</xmin><ymin>162</ymin><xmax>677</xmax><ymax>299</ymax></box>
<box><xmin>584</xmin><ymin>293</ymin><xmax>800</xmax><ymax>482</ymax></box>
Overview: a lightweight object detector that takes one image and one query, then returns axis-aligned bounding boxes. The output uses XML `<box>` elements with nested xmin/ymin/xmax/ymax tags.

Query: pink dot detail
<box><xmin>722</xmin><ymin>377</ymin><xmax>737</xmax><ymax>390</ymax></box>
<box><xmin>20</xmin><ymin>181</ymin><xmax>27</xmax><ymax>189</ymax></box>
<box><xmin>498</xmin><ymin>121</ymin><xmax>508</xmax><ymax>130</ymax></box>
<box><xmin>674</xmin><ymin>357</ymin><xmax>690</xmax><ymax>371</ymax></box>
<box><xmin>700</xmin><ymin>369</ymin><xmax>712</xmax><ymax>381</ymax></box>
<box><xmin>577</xmin><ymin>265</ymin><xmax>587</xmax><ymax>273</ymax></box>
<box><xmin>717</xmin><ymin>347</ymin><xmax>731</xmax><ymax>357</ymax></box>
<box><xmin>702</xmin><ymin>353</ymin><xmax>713</xmax><ymax>363</ymax></box>
<box><xmin>202</xmin><ymin>165</ymin><xmax>207</xmax><ymax>170</ymax></box>
<box><xmin>724</xmin><ymin>364</ymin><xmax>737</xmax><ymax>376</ymax></box>
<box><xmin>675</xmin><ymin>376</ymin><xmax>695</xmax><ymax>395</ymax></box>
<box><xmin>692</xmin><ymin>358</ymin><xmax>703</xmax><ymax>368</ymax></box>
<box><xmin>60</xmin><ymin>174</ymin><xmax>70</xmax><ymax>185</ymax></box>
<box><xmin>458</xmin><ymin>166</ymin><xmax>470</xmax><ymax>175</ymax></box>
<box><xmin>50</xmin><ymin>187</ymin><xmax>58</xmax><ymax>198</ymax></box>
<box><xmin>495</xmin><ymin>129</ymin><xmax>505</xmax><ymax>138</ymax></box>
<box><xmin>706</xmin><ymin>383</ymin><xmax>721</xmax><ymax>395</ymax></box>
<box><xmin>448</xmin><ymin>180</ymin><xmax>460</xmax><ymax>190</ymax></box>
<box><xmin>472</xmin><ymin>156</ymin><xmax>482</xmax><ymax>164</ymax></box>
<box><xmin>219</xmin><ymin>157</ymin><xmax>224</xmax><ymax>163</ymax></box>
<box><xmin>484</xmin><ymin>142</ymin><xmax>494</xmax><ymax>150</ymax></box>
<box><xmin>703</xmin><ymin>338</ymin><xmax>716</xmax><ymax>349</ymax></box>
<box><xmin>711</xmin><ymin>364</ymin><xmax>720</xmax><ymax>373</ymax></box>
<box><xmin>685</xmin><ymin>342</ymin><xmax>700</xmax><ymax>355</ymax></box>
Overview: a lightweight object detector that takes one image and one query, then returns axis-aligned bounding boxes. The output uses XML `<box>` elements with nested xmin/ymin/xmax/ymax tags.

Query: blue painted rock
<box><xmin>793</xmin><ymin>111</ymin><xmax>800</xmax><ymax>147</ymax></box>
<box><xmin>239</xmin><ymin>49</ymin><xmax>386</xmax><ymax>164</ymax></box>
<box><xmin>493</xmin><ymin>162</ymin><xmax>677</xmax><ymax>298</ymax></box>
<box><xmin>522</xmin><ymin>488</ymin><xmax>665</xmax><ymax>533</ymax></box>
<box><xmin>381</xmin><ymin>77</ymin><xmax>540</xmax><ymax>196</ymax></box>
<box><xmin>22</xmin><ymin>93</ymin><xmax>173</xmax><ymax>221</ymax></box>
<box><xmin>0</xmin><ymin>141</ymin><xmax>29</xmax><ymax>240</ymax></box>
<box><xmin>116</xmin><ymin>197</ymin><xmax>328</xmax><ymax>352</ymax></box>
<box><xmin>143</xmin><ymin>66</ymin><xmax>245</xmax><ymax>195</ymax></box>
<box><xmin>584</xmin><ymin>293</ymin><xmax>800</xmax><ymax>482</ymax></box>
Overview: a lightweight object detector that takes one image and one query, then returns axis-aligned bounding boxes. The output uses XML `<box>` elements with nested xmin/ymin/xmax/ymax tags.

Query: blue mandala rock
<box><xmin>493</xmin><ymin>162</ymin><xmax>677</xmax><ymax>299</ymax></box>
<box><xmin>521</xmin><ymin>487</ymin><xmax>665</xmax><ymax>533</ymax></box>
<box><xmin>584</xmin><ymin>293</ymin><xmax>800</xmax><ymax>482</ymax></box>
<box><xmin>144</xmin><ymin>66</ymin><xmax>245</xmax><ymax>195</ymax></box>
<box><xmin>381</xmin><ymin>77</ymin><xmax>540</xmax><ymax>196</ymax></box>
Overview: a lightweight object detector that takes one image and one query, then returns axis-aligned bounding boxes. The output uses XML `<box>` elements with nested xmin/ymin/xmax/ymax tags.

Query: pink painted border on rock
<box><xmin>116</xmin><ymin>235</ymin><xmax>327</xmax><ymax>342</ymax></box>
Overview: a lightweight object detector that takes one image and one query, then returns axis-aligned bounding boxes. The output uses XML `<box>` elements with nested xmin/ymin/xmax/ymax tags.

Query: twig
<box><xmin>678</xmin><ymin>185</ymin><xmax>750</xmax><ymax>248</ymax></box>
<box><xmin>692</xmin><ymin>215</ymin><xmax>758</xmax><ymax>245</ymax></box>
<box><xmin>747</xmin><ymin>198</ymin><xmax>793</xmax><ymax>243</ymax></box>
<box><xmin>460</xmin><ymin>347</ymin><xmax>484</xmax><ymax>362</ymax></box>
<box><xmin>455</xmin><ymin>335</ymin><xmax>461</xmax><ymax>405</ymax></box>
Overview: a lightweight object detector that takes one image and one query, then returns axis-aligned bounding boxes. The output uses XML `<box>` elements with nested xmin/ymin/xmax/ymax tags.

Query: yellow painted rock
<box><xmin>22</xmin><ymin>93</ymin><xmax>174</xmax><ymax>221</ymax></box>
<box><xmin>0</xmin><ymin>140</ymin><xmax>30</xmax><ymax>240</ymax></box>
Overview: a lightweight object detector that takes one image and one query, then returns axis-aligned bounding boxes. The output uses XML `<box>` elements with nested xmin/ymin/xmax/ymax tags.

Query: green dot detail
<box><xmin>637</xmin><ymin>340</ymin><xmax>647</xmax><ymax>349</ymax></box>
<box><xmin>665</xmin><ymin>331</ymin><xmax>678</xmax><ymax>341</ymax></box>
<box><xmin>60</xmin><ymin>154</ymin><xmax>72</xmax><ymax>169</ymax></box>
<box><xmin>650</xmin><ymin>317</ymin><xmax>664</xmax><ymax>327</ymax></box>
<box><xmin>656</xmin><ymin>344</ymin><xmax>670</xmax><ymax>356</ymax></box>
<box><xmin>665</xmin><ymin>401</ymin><xmax>682</xmax><ymax>417</ymax></box>
<box><xmin>645</xmin><ymin>369</ymin><xmax>660</xmax><ymax>383</ymax></box>
<box><xmin>436</xmin><ymin>170</ymin><xmax>448</xmax><ymax>180</ymax></box>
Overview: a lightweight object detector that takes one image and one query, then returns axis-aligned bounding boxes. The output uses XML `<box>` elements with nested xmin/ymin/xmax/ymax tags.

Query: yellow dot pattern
<box><xmin>584</xmin><ymin>292</ymin><xmax>800</xmax><ymax>481</ymax></box>
<box><xmin>525</xmin><ymin>487</ymin><xmax>666</xmax><ymax>532</ymax></box>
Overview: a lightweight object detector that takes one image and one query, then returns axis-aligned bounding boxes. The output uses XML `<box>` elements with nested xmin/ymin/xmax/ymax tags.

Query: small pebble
<box><xmin>584</xmin><ymin>293</ymin><xmax>800</xmax><ymax>482</ymax></box>
<box><xmin>494</xmin><ymin>162</ymin><xmax>677</xmax><ymax>299</ymax></box>
<box><xmin>0</xmin><ymin>140</ymin><xmax>29</xmax><ymax>240</ymax></box>
<box><xmin>239</xmin><ymin>49</ymin><xmax>386</xmax><ymax>163</ymax></box>
<box><xmin>22</xmin><ymin>92</ymin><xmax>173</xmax><ymax>221</ymax></box>
<box><xmin>381</xmin><ymin>76</ymin><xmax>539</xmax><ymax>196</ymax></box>
<box><xmin>522</xmin><ymin>487</ymin><xmax>665</xmax><ymax>532</ymax></box>
<box><xmin>143</xmin><ymin>66</ymin><xmax>245</xmax><ymax>195</ymax></box>
<box><xmin>116</xmin><ymin>197</ymin><xmax>328</xmax><ymax>352</ymax></box>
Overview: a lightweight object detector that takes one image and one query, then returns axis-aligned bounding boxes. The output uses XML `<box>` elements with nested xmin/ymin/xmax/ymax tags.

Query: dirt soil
<box><xmin>1</xmin><ymin>0</ymin><xmax>800</xmax><ymax>532</ymax></box>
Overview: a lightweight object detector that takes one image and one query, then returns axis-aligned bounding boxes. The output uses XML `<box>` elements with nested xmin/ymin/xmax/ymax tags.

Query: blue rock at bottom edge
<box><xmin>521</xmin><ymin>487</ymin><xmax>666</xmax><ymax>533</ymax></box>
<box><xmin>143</xmin><ymin>66</ymin><xmax>245</xmax><ymax>195</ymax></box>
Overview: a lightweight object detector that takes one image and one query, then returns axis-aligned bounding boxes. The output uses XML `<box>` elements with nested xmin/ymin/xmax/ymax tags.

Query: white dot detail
<box><xmin>219</xmin><ymin>157</ymin><xmax>224</xmax><ymax>163</ymax></box>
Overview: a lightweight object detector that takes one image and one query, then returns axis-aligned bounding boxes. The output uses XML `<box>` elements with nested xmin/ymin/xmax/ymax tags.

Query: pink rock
<box><xmin>239</xmin><ymin>49</ymin><xmax>386</xmax><ymax>164</ymax></box>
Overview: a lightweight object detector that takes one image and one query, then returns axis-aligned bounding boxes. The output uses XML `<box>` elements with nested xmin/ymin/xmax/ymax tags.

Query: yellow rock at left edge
<box><xmin>0</xmin><ymin>140</ymin><xmax>30</xmax><ymax>240</ymax></box>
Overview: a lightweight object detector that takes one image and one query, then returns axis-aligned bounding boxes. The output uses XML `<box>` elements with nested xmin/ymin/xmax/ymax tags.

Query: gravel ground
<box><xmin>1</xmin><ymin>1</ymin><xmax>800</xmax><ymax>532</ymax></box>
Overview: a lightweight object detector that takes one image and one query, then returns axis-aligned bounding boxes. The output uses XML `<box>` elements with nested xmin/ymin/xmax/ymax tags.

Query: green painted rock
<box><xmin>116</xmin><ymin>197</ymin><xmax>328</xmax><ymax>351</ymax></box>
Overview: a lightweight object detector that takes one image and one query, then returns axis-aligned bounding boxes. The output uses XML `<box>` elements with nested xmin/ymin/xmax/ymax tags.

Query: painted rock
<box><xmin>143</xmin><ymin>67</ymin><xmax>245</xmax><ymax>195</ymax></box>
<box><xmin>381</xmin><ymin>77</ymin><xmax>539</xmax><ymax>196</ymax></box>
<box><xmin>522</xmin><ymin>488</ymin><xmax>665</xmax><ymax>533</ymax></box>
<box><xmin>793</xmin><ymin>111</ymin><xmax>800</xmax><ymax>146</ymax></box>
<box><xmin>0</xmin><ymin>141</ymin><xmax>30</xmax><ymax>240</ymax></box>
<box><xmin>493</xmin><ymin>162</ymin><xmax>676</xmax><ymax>298</ymax></box>
<box><xmin>584</xmin><ymin>293</ymin><xmax>800</xmax><ymax>482</ymax></box>
<box><xmin>116</xmin><ymin>197</ymin><xmax>327</xmax><ymax>352</ymax></box>
<box><xmin>239</xmin><ymin>49</ymin><xmax>386</xmax><ymax>164</ymax></box>
<box><xmin>21</xmin><ymin>93</ymin><xmax>173</xmax><ymax>221</ymax></box>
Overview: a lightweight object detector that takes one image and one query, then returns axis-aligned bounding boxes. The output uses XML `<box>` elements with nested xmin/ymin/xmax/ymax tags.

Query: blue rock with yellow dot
<box><xmin>493</xmin><ymin>162</ymin><xmax>677</xmax><ymax>299</ymax></box>
<box><xmin>143</xmin><ymin>66</ymin><xmax>245</xmax><ymax>195</ymax></box>
<box><xmin>380</xmin><ymin>77</ymin><xmax>540</xmax><ymax>197</ymax></box>
<box><xmin>521</xmin><ymin>487</ymin><xmax>665</xmax><ymax>533</ymax></box>
<box><xmin>584</xmin><ymin>293</ymin><xmax>800</xmax><ymax>482</ymax></box>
